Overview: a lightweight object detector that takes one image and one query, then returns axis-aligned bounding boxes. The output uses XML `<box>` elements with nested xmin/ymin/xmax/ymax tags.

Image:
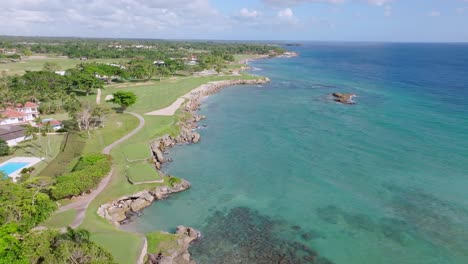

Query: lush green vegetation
<box><xmin>0</xmin><ymin>180</ymin><xmax>114</xmax><ymax>263</ymax></box>
<box><xmin>146</xmin><ymin>232</ymin><xmax>178</xmax><ymax>255</ymax></box>
<box><xmin>109</xmin><ymin>91</ymin><xmax>137</xmax><ymax>110</ymax></box>
<box><xmin>0</xmin><ymin>57</ymin><xmax>122</xmax><ymax>76</ymax></box>
<box><xmin>50</xmin><ymin>154</ymin><xmax>111</xmax><ymax>200</ymax></box>
<box><xmin>0</xmin><ymin>139</ymin><xmax>9</xmax><ymax>156</ymax></box>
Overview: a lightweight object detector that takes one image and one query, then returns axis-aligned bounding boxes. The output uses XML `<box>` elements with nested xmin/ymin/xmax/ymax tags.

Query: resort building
<box><xmin>38</xmin><ymin>119</ymin><xmax>64</xmax><ymax>131</ymax></box>
<box><xmin>0</xmin><ymin>125</ymin><xmax>28</xmax><ymax>146</ymax></box>
<box><xmin>0</xmin><ymin>102</ymin><xmax>39</xmax><ymax>126</ymax></box>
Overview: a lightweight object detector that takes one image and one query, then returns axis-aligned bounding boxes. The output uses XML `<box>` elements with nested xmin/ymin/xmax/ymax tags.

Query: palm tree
<box><xmin>23</xmin><ymin>123</ymin><xmax>38</xmax><ymax>141</ymax></box>
<box><xmin>42</xmin><ymin>121</ymin><xmax>53</xmax><ymax>157</ymax></box>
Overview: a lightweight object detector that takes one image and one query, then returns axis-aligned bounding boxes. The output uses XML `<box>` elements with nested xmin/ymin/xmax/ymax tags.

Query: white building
<box><xmin>0</xmin><ymin>102</ymin><xmax>39</xmax><ymax>125</ymax></box>
<box><xmin>0</xmin><ymin>125</ymin><xmax>29</xmax><ymax>147</ymax></box>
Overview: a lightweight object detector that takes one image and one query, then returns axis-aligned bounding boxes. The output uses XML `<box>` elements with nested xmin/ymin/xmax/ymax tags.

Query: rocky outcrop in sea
<box><xmin>332</xmin><ymin>93</ymin><xmax>356</xmax><ymax>104</ymax></box>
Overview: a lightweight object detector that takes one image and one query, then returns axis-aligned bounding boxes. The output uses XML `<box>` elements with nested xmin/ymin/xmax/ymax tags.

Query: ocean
<box><xmin>127</xmin><ymin>43</ymin><xmax>468</xmax><ymax>264</ymax></box>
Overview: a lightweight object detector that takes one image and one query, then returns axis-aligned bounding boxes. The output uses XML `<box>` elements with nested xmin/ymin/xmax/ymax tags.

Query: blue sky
<box><xmin>0</xmin><ymin>0</ymin><xmax>467</xmax><ymax>42</ymax></box>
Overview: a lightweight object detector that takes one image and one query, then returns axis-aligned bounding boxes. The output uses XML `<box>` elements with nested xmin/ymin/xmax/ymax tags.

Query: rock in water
<box><xmin>332</xmin><ymin>93</ymin><xmax>356</xmax><ymax>104</ymax></box>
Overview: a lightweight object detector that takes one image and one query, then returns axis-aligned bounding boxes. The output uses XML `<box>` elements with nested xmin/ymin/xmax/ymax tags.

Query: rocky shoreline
<box><xmin>98</xmin><ymin>78</ymin><xmax>271</xmax><ymax>226</ymax></box>
<box><xmin>98</xmin><ymin>179</ymin><xmax>191</xmax><ymax>225</ymax></box>
<box><xmin>146</xmin><ymin>226</ymin><xmax>201</xmax><ymax>264</ymax></box>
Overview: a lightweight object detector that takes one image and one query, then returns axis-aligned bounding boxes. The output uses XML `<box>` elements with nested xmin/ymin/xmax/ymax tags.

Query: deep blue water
<box><xmin>128</xmin><ymin>43</ymin><xmax>468</xmax><ymax>264</ymax></box>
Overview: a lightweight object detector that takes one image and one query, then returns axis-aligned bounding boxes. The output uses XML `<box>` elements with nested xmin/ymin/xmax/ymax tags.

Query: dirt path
<box><xmin>56</xmin><ymin>112</ymin><xmax>145</xmax><ymax>228</ymax></box>
<box><xmin>96</xmin><ymin>88</ymin><xmax>101</xmax><ymax>105</ymax></box>
<box><xmin>137</xmin><ymin>236</ymin><xmax>148</xmax><ymax>264</ymax></box>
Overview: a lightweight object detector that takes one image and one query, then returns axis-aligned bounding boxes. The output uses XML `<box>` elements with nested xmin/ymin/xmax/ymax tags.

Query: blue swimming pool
<box><xmin>0</xmin><ymin>162</ymin><xmax>30</xmax><ymax>176</ymax></box>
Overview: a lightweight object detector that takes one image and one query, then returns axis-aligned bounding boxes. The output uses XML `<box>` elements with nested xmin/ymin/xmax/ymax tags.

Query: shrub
<box><xmin>168</xmin><ymin>177</ymin><xmax>182</xmax><ymax>187</ymax></box>
<box><xmin>50</xmin><ymin>154</ymin><xmax>111</xmax><ymax>200</ymax></box>
<box><xmin>0</xmin><ymin>139</ymin><xmax>10</xmax><ymax>156</ymax></box>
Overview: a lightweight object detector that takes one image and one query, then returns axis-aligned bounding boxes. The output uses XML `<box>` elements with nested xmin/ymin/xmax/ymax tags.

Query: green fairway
<box><xmin>127</xmin><ymin>162</ymin><xmax>161</xmax><ymax>183</ymax></box>
<box><xmin>42</xmin><ymin>209</ymin><xmax>77</xmax><ymax>229</ymax></box>
<box><xmin>146</xmin><ymin>232</ymin><xmax>178</xmax><ymax>255</ymax></box>
<box><xmin>82</xmin><ymin>113</ymin><xmax>140</xmax><ymax>154</ymax></box>
<box><xmin>0</xmin><ymin>56</ymin><xmax>126</xmax><ymax>76</ymax></box>
<box><xmin>101</xmin><ymin>75</ymin><xmax>259</xmax><ymax>114</ymax></box>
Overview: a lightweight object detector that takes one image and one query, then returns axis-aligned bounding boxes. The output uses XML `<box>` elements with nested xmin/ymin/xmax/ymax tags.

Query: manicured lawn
<box><xmin>146</xmin><ymin>232</ymin><xmax>178</xmax><ymax>255</ymax></box>
<box><xmin>82</xmin><ymin>113</ymin><xmax>140</xmax><ymax>154</ymax></box>
<box><xmin>39</xmin><ymin>133</ymin><xmax>85</xmax><ymax>177</ymax></box>
<box><xmin>42</xmin><ymin>209</ymin><xmax>77</xmax><ymax>229</ymax></box>
<box><xmin>0</xmin><ymin>134</ymin><xmax>65</xmax><ymax>176</ymax></box>
<box><xmin>127</xmin><ymin>163</ymin><xmax>161</xmax><ymax>183</ymax></box>
<box><xmin>102</xmin><ymin>75</ymin><xmax>259</xmax><ymax>114</ymax></box>
<box><xmin>0</xmin><ymin>56</ymin><xmax>127</xmax><ymax>76</ymax></box>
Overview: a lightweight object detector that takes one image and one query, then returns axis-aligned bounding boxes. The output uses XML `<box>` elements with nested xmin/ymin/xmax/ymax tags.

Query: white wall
<box><xmin>6</xmin><ymin>136</ymin><xmax>31</xmax><ymax>147</ymax></box>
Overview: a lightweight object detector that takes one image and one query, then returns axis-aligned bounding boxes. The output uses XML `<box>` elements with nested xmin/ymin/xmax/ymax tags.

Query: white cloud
<box><xmin>0</xmin><ymin>0</ymin><xmax>226</xmax><ymax>38</ymax></box>
<box><xmin>263</xmin><ymin>0</ymin><xmax>346</xmax><ymax>6</ymax></box>
<box><xmin>239</xmin><ymin>8</ymin><xmax>260</xmax><ymax>18</ymax></box>
<box><xmin>427</xmin><ymin>10</ymin><xmax>441</xmax><ymax>17</ymax></box>
<box><xmin>262</xmin><ymin>0</ymin><xmax>395</xmax><ymax>6</ymax></box>
<box><xmin>278</xmin><ymin>8</ymin><xmax>294</xmax><ymax>18</ymax></box>
<box><xmin>367</xmin><ymin>0</ymin><xmax>392</xmax><ymax>6</ymax></box>
<box><xmin>277</xmin><ymin>7</ymin><xmax>299</xmax><ymax>24</ymax></box>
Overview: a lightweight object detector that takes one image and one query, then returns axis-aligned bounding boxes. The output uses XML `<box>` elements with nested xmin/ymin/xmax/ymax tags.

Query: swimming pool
<box><xmin>0</xmin><ymin>162</ymin><xmax>30</xmax><ymax>176</ymax></box>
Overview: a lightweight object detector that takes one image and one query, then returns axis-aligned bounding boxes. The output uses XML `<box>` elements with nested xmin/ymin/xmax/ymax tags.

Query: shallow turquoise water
<box><xmin>127</xmin><ymin>43</ymin><xmax>468</xmax><ymax>263</ymax></box>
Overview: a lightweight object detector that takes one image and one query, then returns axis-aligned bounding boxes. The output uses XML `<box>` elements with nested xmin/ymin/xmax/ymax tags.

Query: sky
<box><xmin>0</xmin><ymin>0</ymin><xmax>467</xmax><ymax>42</ymax></box>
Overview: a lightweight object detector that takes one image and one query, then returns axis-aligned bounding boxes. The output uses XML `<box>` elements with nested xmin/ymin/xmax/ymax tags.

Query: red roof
<box><xmin>2</xmin><ymin>109</ymin><xmax>27</xmax><ymax>118</ymax></box>
<box><xmin>24</xmin><ymin>102</ymin><xmax>38</xmax><ymax>108</ymax></box>
<box><xmin>38</xmin><ymin>120</ymin><xmax>62</xmax><ymax>126</ymax></box>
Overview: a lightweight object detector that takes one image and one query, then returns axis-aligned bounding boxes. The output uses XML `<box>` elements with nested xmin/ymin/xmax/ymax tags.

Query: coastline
<box><xmin>96</xmin><ymin>56</ymin><xmax>276</xmax><ymax>263</ymax></box>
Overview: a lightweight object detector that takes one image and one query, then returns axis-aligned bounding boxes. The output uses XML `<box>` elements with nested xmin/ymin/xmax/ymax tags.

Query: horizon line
<box><xmin>1</xmin><ymin>35</ymin><xmax>468</xmax><ymax>44</ymax></box>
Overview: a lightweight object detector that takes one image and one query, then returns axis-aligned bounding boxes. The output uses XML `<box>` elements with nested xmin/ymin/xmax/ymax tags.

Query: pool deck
<box><xmin>0</xmin><ymin>157</ymin><xmax>43</xmax><ymax>182</ymax></box>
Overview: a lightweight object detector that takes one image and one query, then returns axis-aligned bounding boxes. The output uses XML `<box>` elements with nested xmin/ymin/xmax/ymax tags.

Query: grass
<box><xmin>101</xmin><ymin>75</ymin><xmax>259</xmax><ymax>114</ymax></box>
<box><xmin>77</xmin><ymin>73</ymin><xmax>261</xmax><ymax>263</ymax></box>
<box><xmin>82</xmin><ymin>113</ymin><xmax>140</xmax><ymax>154</ymax></box>
<box><xmin>0</xmin><ymin>55</ymin><xmax>127</xmax><ymax>76</ymax></box>
<box><xmin>146</xmin><ymin>232</ymin><xmax>178</xmax><ymax>255</ymax></box>
<box><xmin>0</xmin><ymin>134</ymin><xmax>65</xmax><ymax>176</ymax></box>
<box><xmin>127</xmin><ymin>163</ymin><xmax>161</xmax><ymax>183</ymax></box>
<box><xmin>39</xmin><ymin>133</ymin><xmax>85</xmax><ymax>177</ymax></box>
<box><xmin>41</xmin><ymin>209</ymin><xmax>77</xmax><ymax>229</ymax></box>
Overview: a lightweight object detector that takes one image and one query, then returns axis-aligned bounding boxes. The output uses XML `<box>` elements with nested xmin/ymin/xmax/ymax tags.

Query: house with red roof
<box><xmin>0</xmin><ymin>102</ymin><xmax>40</xmax><ymax>126</ymax></box>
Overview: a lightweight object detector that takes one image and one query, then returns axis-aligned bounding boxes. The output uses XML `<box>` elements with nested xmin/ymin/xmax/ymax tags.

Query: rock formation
<box><xmin>146</xmin><ymin>226</ymin><xmax>201</xmax><ymax>264</ymax></box>
<box><xmin>332</xmin><ymin>93</ymin><xmax>356</xmax><ymax>104</ymax></box>
<box><xmin>97</xmin><ymin>179</ymin><xmax>191</xmax><ymax>225</ymax></box>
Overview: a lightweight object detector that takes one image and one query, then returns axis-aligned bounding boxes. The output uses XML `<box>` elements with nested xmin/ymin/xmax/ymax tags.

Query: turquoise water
<box><xmin>127</xmin><ymin>43</ymin><xmax>468</xmax><ymax>263</ymax></box>
<box><xmin>0</xmin><ymin>162</ymin><xmax>29</xmax><ymax>176</ymax></box>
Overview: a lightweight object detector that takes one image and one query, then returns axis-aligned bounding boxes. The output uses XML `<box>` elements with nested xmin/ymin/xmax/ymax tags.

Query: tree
<box><xmin>0</xmin><ymin>139</ymin><xmax>9</xmax><ymax>156</ymax></box>
<box><xmin>43</xmin><ymin>62</ymin><xmax>60</xmax><ymax>72</ymax></box>
<box><xmin>110</xmin><ymin>91</ymin><xmax>137</xmax><ymax>111</ymax></box>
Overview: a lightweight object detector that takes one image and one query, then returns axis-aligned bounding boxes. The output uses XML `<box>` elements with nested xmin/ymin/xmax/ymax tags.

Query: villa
<box><xmin>37</xmin><ymin>119</ymin><xmax>64</xmax><ymax>131</ymax></box>
<box><xmin>0</xmin><ymin>102</ymin><xmax>39</xmax><ymax>126</ymax></box>
<box><xmin>0</xmin><ymin>125</ymin><xmax>28</xmax><ymax>146</ymax></box>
